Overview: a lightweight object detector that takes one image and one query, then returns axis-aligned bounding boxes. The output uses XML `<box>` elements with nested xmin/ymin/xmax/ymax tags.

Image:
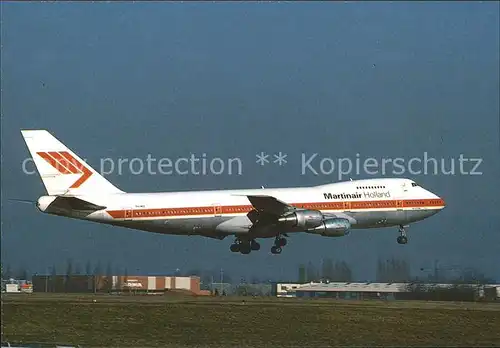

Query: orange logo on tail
<box><xmin>37</xmin><ymin>151</ymin><xmax>92</xmax><ymax>188</ymax></box>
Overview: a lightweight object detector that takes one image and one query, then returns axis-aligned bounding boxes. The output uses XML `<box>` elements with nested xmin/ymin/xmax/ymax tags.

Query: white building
<box><xmin>5</xmin><ymin>284</ymin><xmax>20</xmax><ymax>293</ymax></box>
<box><xmin>275</xmin><ymin>281</ymin><xmax>500</xmax><ymax>300</ymax></box>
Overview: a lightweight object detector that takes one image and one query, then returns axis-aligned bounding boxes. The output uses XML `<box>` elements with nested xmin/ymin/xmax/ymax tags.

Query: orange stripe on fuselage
<box><xmin>105</xmin><ymin>198</ymin><xmax>445</xmax><ymax>219</ymax></box>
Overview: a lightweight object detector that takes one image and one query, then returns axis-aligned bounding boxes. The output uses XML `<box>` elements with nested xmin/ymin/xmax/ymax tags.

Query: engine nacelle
<box><xmin>307</xmin><ymin>218</ymin><xmax>351</xmax><ymax>237</ymax></box>
<box><xmin>278</xmin><ymin>210</ymin><xmax>324</xmax><ymax>229</ymax></box>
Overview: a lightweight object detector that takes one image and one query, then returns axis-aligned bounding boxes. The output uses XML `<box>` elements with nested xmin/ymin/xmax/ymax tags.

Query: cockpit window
<box><xmin>411</xmin><ymin>182</ymin><xmax>419</xmax><ymax>187</ymax></box>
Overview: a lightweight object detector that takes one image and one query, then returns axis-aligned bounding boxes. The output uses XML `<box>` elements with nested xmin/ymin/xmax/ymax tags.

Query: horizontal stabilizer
<box><xmin>51</xmin><ymin>196</ymin><xmax>107</xmax><ymax>211</ymax></box>
<box><xmin>8</xmin><ymin>198</ymin><xmax>36</xmax><ymax>205</ymax></box>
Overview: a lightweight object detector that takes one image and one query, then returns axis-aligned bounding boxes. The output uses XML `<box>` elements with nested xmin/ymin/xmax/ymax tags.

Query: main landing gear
<box><xmin>230</xmin><ymin>239</ymin><xmax>260</xmax><ymax>254</ymax></box>
<box><xmin>229</xmin><ymin>235</ymin><xmax>288</xmax><ymax>255</ymax></box>
<box><xmin>271</xmin><ymin>235</ymin><xmax>287</xmax><ymax>254</ymax></box>
<box><xmin>397</xmin><ymin>225</ymin><xmax>408</xmax><ymax>244</ymax></box>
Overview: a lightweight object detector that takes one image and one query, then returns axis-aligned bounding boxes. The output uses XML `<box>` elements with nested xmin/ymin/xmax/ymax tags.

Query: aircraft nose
<box><xmin>432</xmin><ymin>193</ymin><xmax>446</xmax><ymax>210</ymax></box>
<box><xmin>426</xmin><ymin>189</ymin><xmax>446</xmax><ymax>209</ymax></box>
<box><xmin>438</xmin><ymin>197</ymin><xmax>446</xmax><ymax>209</ymax></box>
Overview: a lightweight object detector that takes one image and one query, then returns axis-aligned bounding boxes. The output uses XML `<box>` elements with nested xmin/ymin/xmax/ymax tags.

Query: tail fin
<box><xmin>21</xmin><ymin>130</ymin><xmax>124</xmax><ymax>196</ymax></box>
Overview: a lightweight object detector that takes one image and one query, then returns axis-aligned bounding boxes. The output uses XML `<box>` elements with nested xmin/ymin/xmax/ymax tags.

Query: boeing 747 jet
<box><xmin>19</xmin><ymin>130</ymin><xmax>446</xmax><ymax>254</ymax></box>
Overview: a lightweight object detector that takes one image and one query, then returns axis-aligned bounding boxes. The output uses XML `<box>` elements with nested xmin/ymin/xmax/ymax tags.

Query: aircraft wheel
<box><xmin>240</xmin><ymin>243</ymin><xmax>251</xmax><ymax>254</ymax></box>
<box><xmin>397</xmin><ymin>236</ymin><xmax>408</xmax><ymax>244</ymax></box>
<box><xmin>271</xmin><ymin>246</ymin><xmax>282</xmax><ymax>254</ymax></box>
<box><xmin>230</xmin><ymin>243</ymin><xmax>240</xmax><ymax>252</ymax></box>
<box><xmin>251</xmin><ymin>240</ymin><xmax>261</xmax><ymax>251</ymax></box>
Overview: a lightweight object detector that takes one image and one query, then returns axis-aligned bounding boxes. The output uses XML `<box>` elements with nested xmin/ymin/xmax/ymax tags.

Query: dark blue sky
<box><xmin>1</xmin><ymin>2</ymin><xmax>499</xmax><ymax>281</ymax></box>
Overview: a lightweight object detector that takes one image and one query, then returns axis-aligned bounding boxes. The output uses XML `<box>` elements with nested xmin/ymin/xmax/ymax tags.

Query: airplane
<box><xmin>19</xmin><ymin>130</ymin><xmax>446</xmax><ymax>255</ymax></box>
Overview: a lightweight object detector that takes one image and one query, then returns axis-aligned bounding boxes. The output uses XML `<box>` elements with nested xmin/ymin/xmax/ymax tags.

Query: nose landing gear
<box><xmin>397</xmin><ymin>225</ymin><xmax>408</xmax><ymax>244</ymax></box>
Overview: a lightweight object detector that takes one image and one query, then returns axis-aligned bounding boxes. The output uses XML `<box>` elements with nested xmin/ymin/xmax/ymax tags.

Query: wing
<box><xmin>234</xmin><ymin>195</ymin><xmax>357</xmax><ymax>235</ymax></box>
<box><xmin>230</xmin><ymin>194</ymin><xmax>297</xmax><ymax>233</ymax></box>
<box><xmin>244</xmin><ymin>195</ymin><xmax>296</xmax><ymax>216</ymax></box>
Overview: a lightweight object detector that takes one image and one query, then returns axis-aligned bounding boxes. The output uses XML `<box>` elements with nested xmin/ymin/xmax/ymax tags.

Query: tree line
<box><xmin>297</xmin><ymin>257</ymin><xmax>413</xmax><ymax>283</ymax></box>
<box><xmin>297</xmin><ymin>259</ymin><xmax>353</xmax><ymax>283</ymax></box>
<box><xmin>375</xmin><ymin>257</ymin><xmax>411</xmax><ymax>282</ymax></box>
<box><xmin>1</xmin><ymin>259</ymin><xmax>258</xmax><ymax>288</ymax></box>
<box><xmin>1</xmin><ymin>259</ymin><xmax>123</xmax><ymax>281</ymax></box>
<box><xmin>2</xmin><ymin>257</ymin><xmax>495</xmax><ymax>286</ymax></box>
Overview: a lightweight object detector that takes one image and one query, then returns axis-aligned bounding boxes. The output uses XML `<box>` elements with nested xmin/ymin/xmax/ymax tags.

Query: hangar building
<box><xmin>32</xmin><ymin>274</ymin><xmax>211</xmax><ymax>295</ymax></box>
<box><xmin>274</xmin><ymin>281</ymin><xmax>500</xmax><ymax>301</ymax></box>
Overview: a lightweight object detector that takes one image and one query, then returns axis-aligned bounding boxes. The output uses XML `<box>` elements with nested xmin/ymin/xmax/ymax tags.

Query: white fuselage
<box><xmin>38</xmin><ymin>178</ymin><xmax>445</xmax><ymax>240</ymax></box>
<box><xmin>21</xmin><ymin>130</ymin><xmax>446</xmax><ymax>254</ymax></box>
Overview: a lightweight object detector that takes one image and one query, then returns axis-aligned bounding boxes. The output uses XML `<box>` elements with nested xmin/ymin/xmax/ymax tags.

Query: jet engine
<box><xmin>278</xmin><ymin>210</ymin><xmax>324</xmax><ymax>229</ymax></box>
<box><xmin>307</xmin><ymin>218</ymin><xmax>351</xmax><ymax>237</ymax></box>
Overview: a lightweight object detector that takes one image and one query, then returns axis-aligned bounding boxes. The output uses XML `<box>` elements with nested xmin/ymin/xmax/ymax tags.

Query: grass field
<box><xmin>2</xmin><ymin>293</ymin><xmax>500</xmax><ymax>347</ymax></box>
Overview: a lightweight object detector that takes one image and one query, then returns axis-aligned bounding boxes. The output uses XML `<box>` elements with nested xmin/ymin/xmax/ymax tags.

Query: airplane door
<box><xmin>124</xmin><ymin>209</ymin><xmax>134</xmax><ymax>220</ymax></box>
<box><xmin>213</xmin><ymin>204</ymin><xmax>222</xmax><ymax>217</ymax></box>
<box><xmin>396</xmin><ymin>200</ymin><xmax>404</xmax><ymax>211</ymax></box>
<box><xmin>395</xmin><ymin>199</ymin><xmax>407</xmax><ymax>223</ymax></box>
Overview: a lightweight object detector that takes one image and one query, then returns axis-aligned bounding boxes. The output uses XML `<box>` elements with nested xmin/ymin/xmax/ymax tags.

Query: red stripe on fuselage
<box><xmin>105</xmin><ymin>198</ymin><xmax>445</xmax><ymax>219</ymax></box>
